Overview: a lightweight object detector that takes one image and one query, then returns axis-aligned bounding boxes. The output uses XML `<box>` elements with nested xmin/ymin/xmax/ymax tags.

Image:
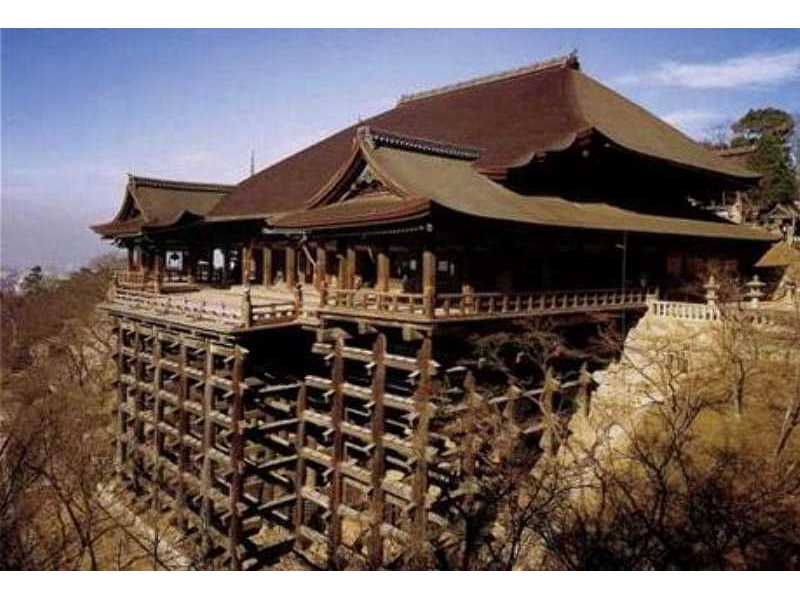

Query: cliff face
<box><xmin>524</xmin><ymin>303</ymin><xmax>800</xmax><ymax>569</ymax></box>
<box><xmin>565</xmin><ymin>311</ymin><xmax>723</xmax><ymax>456</ymax></box>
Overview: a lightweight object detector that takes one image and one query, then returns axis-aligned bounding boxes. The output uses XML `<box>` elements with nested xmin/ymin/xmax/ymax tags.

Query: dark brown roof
<box><xmin>271</xmin><ymin>129</ymin><xmax>776</xmax><ymax>243</ymax></box>
<box><xmin>272</xmin><ymin>193</ymin><xmax>430</xmax><ymax>230</ymax></box>
<box><xmin>91</xmin><ymin>175</ymin><xmax>235</xmax><ymax>238</ymax></box>
<box><xmin>715</xmin><ymin>145</ymin><xmax>758</xmax><ymax>170</ymax></box>
<box><xmin>212</xmin><ymin>54</ymin><xmax>758</xmax><ymax>220</ymax></box>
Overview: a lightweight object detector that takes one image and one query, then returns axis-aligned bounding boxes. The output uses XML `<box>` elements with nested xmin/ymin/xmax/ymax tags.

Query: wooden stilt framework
<box><xmin>110</xmin><ymin>307</ymin><xmax>595</xmax><ymax>570</ymax></box>
<box><xmin>112</xmin><ymin>317</ymin><xmax>298</xmax><ymax>569</ymax></box>
<box><xmin>292</xmin><ymin>325</ymin><xmax>454</xmax><ymax>569</ymax></box>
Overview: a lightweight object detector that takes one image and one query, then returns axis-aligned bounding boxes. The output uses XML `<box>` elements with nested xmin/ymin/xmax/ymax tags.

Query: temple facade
<box><xmin>91</xmin><ymin>54</ymin><xmax>777</xmax><ymax>569</ymax></box>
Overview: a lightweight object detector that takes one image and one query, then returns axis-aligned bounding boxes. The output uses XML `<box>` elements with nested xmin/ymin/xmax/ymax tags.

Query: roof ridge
<box><xmin>396</xmin><ymin>52</ymin><xmax>579</xmax><ymax>105</ymax></box>
<box><xmin>128</xmin><ymin>174</ymin><xmax>236</xmax><ymax>192</ymax></box>
<box><xmin>358</xmin><ymin>126</ymin><xmax>481</xmax><ymax>160</ymax></box>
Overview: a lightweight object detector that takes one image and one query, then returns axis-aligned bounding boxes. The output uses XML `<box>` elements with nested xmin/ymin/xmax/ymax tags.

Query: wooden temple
<box><xmin>91</xmin><ymin>53</ymin><xmax>777</xmax><ymax>569</ymax></box>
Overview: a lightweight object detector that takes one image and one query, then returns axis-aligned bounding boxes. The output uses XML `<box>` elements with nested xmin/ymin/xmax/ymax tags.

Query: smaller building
<box><xmin>760</xmin><ymin>203</ymin><xmax>800</xmax><ymax>243</ymax></box>
<box><xmin>755</xmin><ymin>240</ymin><xmax>800</xmax><ymax>301</ymax></box>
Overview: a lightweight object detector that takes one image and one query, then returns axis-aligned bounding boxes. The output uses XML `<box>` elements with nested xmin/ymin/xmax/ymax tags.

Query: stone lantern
<box><xmin>704</xmin><ymin>274</ymin><xmax>719</xmax><ymax>306</ymax></box>
<box><xmin>745</xmin><ymin>275</ymin><xmax>765</xmax><ymax>308</ymax></box>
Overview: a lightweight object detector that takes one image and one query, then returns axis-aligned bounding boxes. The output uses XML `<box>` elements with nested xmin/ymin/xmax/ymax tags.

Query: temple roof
<box><xmin>755</xmin><ymin>241</ymin><xmax>800</xmax><ymax>268</ymax></box>
<box><xmin>271</xmin><ymin>128</ymin><xmax>775</xmax><ymax>242</ymax></box>
<box><xmin>715</xmin><ymin>144</ymin><xmax>757</xmax><ymax>170</ymax></box>
<box><xmin>91</xmin><ymin>175</ymin><xmax>235</xmax><ymax>238</ymax></box>
<box><xmin>212</xmin><ymin>53</ymin><xmax>758</xmax><ymax>220</ymax></box>
<box><xmin>270</xmin><ymin>193</ymin><xmax>431</xmax><ymax>230</ymax></box>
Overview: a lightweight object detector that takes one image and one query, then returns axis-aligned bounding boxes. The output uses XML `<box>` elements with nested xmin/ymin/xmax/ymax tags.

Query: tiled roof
<box><xmin>91</xmin><ymin>175</ymin><xmax>234</xmax><ymax>238</ymax></box>
<box><xmin>270</xmin><ymin>130</ymin><xmax>775</xmax><ymax>242</ymax></box>
<box><xmin>211</xmin><ymin>54</ymin><xmax>758</xmax><ymax>219</ymax></box>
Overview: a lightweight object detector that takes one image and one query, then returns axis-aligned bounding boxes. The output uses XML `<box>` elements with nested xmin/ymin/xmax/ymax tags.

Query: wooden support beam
<box><xmin>186</xmin><ymin>249</ymin><xmax>196</xmax><ymax>284</ymax></box>
<box><xmin>315</xmin><ymin>245</ymin><xmax>327</xmax><ymax>291</ymax></box>
<box><xmin>377</xmin><ymin>250</ymin><xmax>390</xmax><ymax>293</ymax></box>
<box><xmin>132</xmin><ymin>323</ymin><xmax>145</xmax><ymax>492</ymax></box>
<box><xmin>368</xmin><ymin>334</ymin><xmax>387</xmax><ymax>569</ymax></box>
<box><xmin>177</xmin><ymin>337</ymin><xmax>189</xmax><ymax>530</ymax></box>
<box><xmin>153</xmin><ymin>251</ymin><xmax>164</xmax><ymax>294</ymax></box>
<box><xmin>201</xmin><ymin>341</ymin><xmax>215</xmax><ymax>557</ymax></box>
<box><xmin>207</xmin><ymin>247</ymin><xmax>215</xmax><ymax>284</ymax></box>
<box><xmin>346</xmin><ymin>246</ymin><xmax>357</xmax><ymax>289</ymax></box>
<box><xmin>410</xmin><ymin>337</ymin><xmax>432</xmax><ymax>566</ymax></box>
<box><xmin>293</xmin><ymin>384</ymin><xmax>308</xmax><ymax>551</ymax></box>
<box><xmin>241</xmin><ymin>247</ymin><xmax>251</xmax><ymax>286</ymax></box>
<box><xmin>337</xmin><ymin>253</ymin><xmax>346</xmax><ymax>289</ymax></box>
<box><xmin>422</xmin><ymin>249</ymin><xmax>436</xmax><ymax>319</ymax></box>
<box><xmin>151</xmin><ymin>334</ymin><xmax>164</xmax><ymax>511</ymax></box>
<box><xmin>262</xmin><ymin>246</ymin><xmax>273</xmax><ymax>287</ymax></box>
<box><xmin>327</xmin><ymin>335</ymin><xmax>345</xmax><ymax>569</ymax></box>
<box><xmin>286</xmin><ymin>246</ymin><xmax>297</xmax><ymax>288</ymax></box>
<box><xmin>115</xmin><ymin>320</ymin><xmax>127</xmax><ymax>477</ymax></box>
<box><xmin>228</xmin><ymin>345</ymin><xmax>245</xmax><ymax>570</ymax></box>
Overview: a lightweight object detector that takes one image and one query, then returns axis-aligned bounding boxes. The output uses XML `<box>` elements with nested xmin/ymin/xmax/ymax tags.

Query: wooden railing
<box><xmin>436</xmin><ymin>287</ymin><xmax>653</xmax><ymax>318</ymax></box>
<box><xmin>322</xmin><ymin>286</ymin><xmax>653</xmax><ymax>321</ymax></box>
<box><xmin>114</xmin><ymin>269</ymin><xmax>158</xmax><ymax>293</ymax></box>
<box><xmin>325</xmin><ymin>288</ymin><xmax>429</xmax><ymax>315</ymax></box>
<box><xmin>109</xmin><ymin>287</ymin><xmax>298</xmax><ymax>330</ymax></box>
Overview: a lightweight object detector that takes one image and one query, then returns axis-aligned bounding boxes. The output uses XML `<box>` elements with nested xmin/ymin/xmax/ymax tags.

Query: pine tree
<box><xmin>747</xmin><ymin>132</ymin><xmax>798</xmax><ymax>212</ymax></box>
<box><xmin>727</xmin><ymin>108</ymin><xmax>798</xmax><ymax>214</ymax></box>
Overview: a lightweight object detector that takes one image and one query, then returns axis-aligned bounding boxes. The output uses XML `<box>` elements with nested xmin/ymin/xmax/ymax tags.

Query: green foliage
<box><xmin>732</xmin><ymin>107</ymin><xmax>795</xmax><ymax>145</ymax></box>
<box><xmin>747</xmin><ymin>132</ymin><xmax>799</xmax><ymax>211</ymax></box>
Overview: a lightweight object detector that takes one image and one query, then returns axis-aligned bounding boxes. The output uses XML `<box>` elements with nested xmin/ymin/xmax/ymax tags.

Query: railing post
<box><xmin>240</xmin><ymin>285</ymin><xmax>252</xmax><ymax>328</ymax></box>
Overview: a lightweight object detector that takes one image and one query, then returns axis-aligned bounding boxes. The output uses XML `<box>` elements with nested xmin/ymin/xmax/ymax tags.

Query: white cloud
<box><xmin>661</xmin><ymin>109</ymin><xmax>727</xmax><ymax>138</ymax></box>
<box><xmin>617</xmin><ymin>48</ymin><xmax>800</xmax><ymax>89</ymax></box>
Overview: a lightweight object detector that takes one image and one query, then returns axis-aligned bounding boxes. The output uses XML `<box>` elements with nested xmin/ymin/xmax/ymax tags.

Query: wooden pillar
<box><xmin>262</xmin><ymin>246</ymin><xmax>273</xmax><ymax>287</ymax></box>
<box><xmin>201</xmin><ymin>342</ymin><xmax>215</xmax><ymax>557</ymax></box>
<box><xmin>315</xmin><ymin>245</ymin><xmax>327</xmax><ymax>290</ymax></box>
<box><xmin>328</xmin><ymin>335</ymin><xmax>345</xmax><ymax>569</ymax></box>
<box><xmin>241</xmin><ymin>246</ymin><xmax>251</xmax><ymax>285</ymax></box>
<box><xmin>132</xmin><ymin>324</ymin><xmax>144</xmax><ymax>492</ymax></box>
<box><xmin>127</xmin><ymin>246</ymin><xmax>135</xmax><ymax>271</ymax></box>
<box><xmin>377</xmin><ymin>249</ymin><xmax>390</xmax><ymax>292</ymax></box>
<box><xmin>185</xmin><ymin>249</ymin><xmax>195</xmax><ymax>284</ymax></box>
<box><xmin>346</xmin><ymin>246</ymin><xmax>357</xmax><ymax>289</ymax></box>
<box><xmin>228</xmin><ymin>346</ymin><xmax>245</xmax><ymax>570</ymax></box>
<box><xmin>337</xmin><ymin>253</ymin><xmax>346</xmax><ymax>289</ymax></box>
<box><xmin>176</xmin><ymin>337</ymin><xmax>189</xmax><ymax>530</ymax></box>
<box><xmin>151</xmin><ymin>333</ymin><xmax>163</xmax><ymax>511</ymax></box>
<box><xmin>410</xmin><ymin>337</ymin><xmax>432</xmax><ymax>567</ymax></box>
<box><xmin>285</xmin><ymin>246</ymin><xmax>297</xmax><ymax>288</ymax></box>
<box><xmin>141</xmin><ymin>249</ymin><xmax>152</xmax><ymax>280</ymax></box>
<box><xmin>206</xmin><ymin>247</ymin><xmax>214</xmax><ymax>283</ymax></box>
<box><xmin>153</xmin><ymin>251</ymin><xmax>163</xmax><ymax>293</ymax></box>
<box><xmin>422</xmin><ymin>249</ymin><xmax>436</xmax><ymax>319</ymax></box>
<box><xmin>114</xmin><ymin>320</ymin><xmax>127</xmax><ymax>477</ymax></box>
<box><xmin>293</xmin><ymin>384</ymin><xmax>308</xmax><ymax>551</ymax></box>
<box><xmin>368</xmin><ymin>334</ymin><xmax>387</xmax><ymax>569</ymax></box>
<box><xmin>221</xmin><ymin>248</ymin><xmax>230</xmax><ymax>286</ymax></box>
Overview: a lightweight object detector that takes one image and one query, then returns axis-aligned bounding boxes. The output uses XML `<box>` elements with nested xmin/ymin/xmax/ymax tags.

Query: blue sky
<box><xmin>2</xmin><ymin>29</ymin><xmax>799</xmax><ymax>271</ymax></box>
